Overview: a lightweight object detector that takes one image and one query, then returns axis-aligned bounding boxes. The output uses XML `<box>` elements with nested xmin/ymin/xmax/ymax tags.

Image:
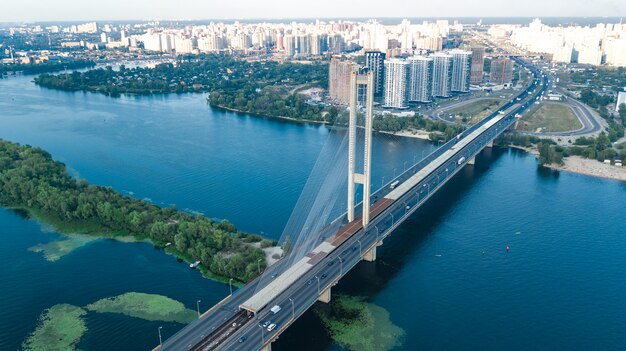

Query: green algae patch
<box><xmin>28</xmin><ymin>233</ymin><xmax>101</xmax><ymax>262</ymax></box>
<box><xmin>22</xmin><ymin>304</ymin><xmax>87</xmax><ymax>351</ymax></box>
<box><xmin>86</xmin><ymin>292</ymin><xmax>196</xmax><ymax>323</ymax></box>
<box><xmin>315</xmin><ymin>295</ymin><xmax>405</xmax><ymax>351</ymax></box>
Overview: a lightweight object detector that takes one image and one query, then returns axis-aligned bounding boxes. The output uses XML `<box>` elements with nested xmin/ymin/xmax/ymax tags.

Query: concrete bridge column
<box><xmin>318</xmin><ymin>286</ymin><xmax>332</xmax><ymax>303</ymax></box>
<box><xmin>261</xmin><ymin>343</ymin><xmax>272</xmax><ymax>351</ymax></box>
<box><xmin>486</xmin><ymin>140</ymin><xmax>494</xmax><ymax>148</ymax></box>
<box><xmin>467</xmin><ymin>157</ymin><xmax>476</xmax><ymax>165</ymax></box>
<box><xmin>363</xmin><ymin>245</ymin><xmax>377</xmax><ymax>262</ymax></box>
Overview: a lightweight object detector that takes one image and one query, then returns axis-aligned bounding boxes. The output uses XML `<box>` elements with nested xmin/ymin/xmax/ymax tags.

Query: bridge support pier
<box><xmin>261</xmin><ymin>342</ymin><xmax>272</xmax><ymax>351</ymax></box>
<box><xmin>318</xmin><ymin>286</ymin><xmax>332</xmax><ymax>303</ymax></box>
<box><xmin>363</xmin><ymin>245</ymin><xmax>377</xmax><ymax>262</ymax></box>
<box><xmin>486</xmin><ymin>140</ymin><xmax>493</xmax><ymax>148</ymax></box>
<box><xmin>467</xmin><ymin>157</ymin><xmax>475</xmax><ymax>165</ymax></box>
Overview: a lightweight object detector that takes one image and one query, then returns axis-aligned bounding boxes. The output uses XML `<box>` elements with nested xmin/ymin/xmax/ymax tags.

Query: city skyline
<box><xmin>2</xmin><ymin>0</ymin><xmax>626</xmax><ymax>23</ymax></box>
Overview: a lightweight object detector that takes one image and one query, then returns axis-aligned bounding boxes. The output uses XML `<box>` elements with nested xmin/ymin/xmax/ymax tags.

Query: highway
<box><xmin>161</xmin><ymin>56</ymin><xmax>548</xmax><ymax>351</ymax></box>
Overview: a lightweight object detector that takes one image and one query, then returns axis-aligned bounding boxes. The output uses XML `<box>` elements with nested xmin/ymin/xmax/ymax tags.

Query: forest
<box><xmin>0</xmin><ymin>140</ymin><xmax>267</xmax><ymax>282</ymax></box>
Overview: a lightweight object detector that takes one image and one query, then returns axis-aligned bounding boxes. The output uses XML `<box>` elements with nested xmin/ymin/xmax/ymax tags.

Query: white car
<box><xmin>267</xmin><ymin>323</ymin><xmax>277</xmax><ymax>332</ymax></box>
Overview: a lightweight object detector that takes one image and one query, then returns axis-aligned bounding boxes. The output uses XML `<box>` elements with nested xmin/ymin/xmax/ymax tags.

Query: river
<box><xmin>1</xmin><ymin>75</ymin><xmax>626</xmax><ymax>350</ymax></box>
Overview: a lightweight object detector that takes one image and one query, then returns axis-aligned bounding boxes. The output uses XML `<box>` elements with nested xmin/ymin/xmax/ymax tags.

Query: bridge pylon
<box><xmin>347</xmin><ymin>70</ymin><xmax>375</xmax><ymax>227</ymax></box>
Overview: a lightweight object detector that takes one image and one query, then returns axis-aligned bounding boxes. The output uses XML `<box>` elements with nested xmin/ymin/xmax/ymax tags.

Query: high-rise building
<box><xmin>297</xmin><ymin>34</ymin><xmax>310</xmax><ymax>55</ymax></box>
<box><xmin>383</xmin><ymin>59</ymin><xmax>409</xmax><ymax>108</ymax></box>
<box><xmin>470</xmin><ymin>47</ymin><xmax>485</xmax><ymax>85</ymax></box>
<box><xmin>407</xmin><ymin>56</ymin><xmax>433</xmax><ymax>103</ymax></box>
<box><xmin>329</xmin><ymin>57</ymin><xmax>354</xmax><ymax>105</ymax></box>
<box><xmin>450</xmin><ymin>49</ymin><xmax>472</xmax><ymax>93</ymax></box>
<box><xmin>490</xmin><ymin>58</ymin><xmax>515</xmax><ymax>84</ymax></box>
<box><xmin>174</xmin><ymin>36</ymin><xmax>194</xmax><ymax>54</ymax></box>
<box><xmin>284</xmin><ymin>35</ymin><xmax>296</xmax><ymax>56</ymax></box>
<box><xmin>431</xmin><ymin>53</ymin><xmax>453</xmax><ymax>98</ymax></box>
<box><xmin>365</xmin><ymin>51</ymin><xmax>386</xmax><ymax>97</ymax></box>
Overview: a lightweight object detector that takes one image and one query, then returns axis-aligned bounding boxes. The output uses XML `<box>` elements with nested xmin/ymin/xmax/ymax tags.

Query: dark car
<box><xmin>321</xmin><ymin>273</ymin><xmax>328</xmax><ymax>279</ymax></box>
<box><xmin>327</xmin><ymin>260</ymin><xmax>335</xmax><ymax>267</ymax></box>
<box><xmin>238</xmin><ymin>336</ymin><xmax>247</xmax><ymax>343</ymax></box>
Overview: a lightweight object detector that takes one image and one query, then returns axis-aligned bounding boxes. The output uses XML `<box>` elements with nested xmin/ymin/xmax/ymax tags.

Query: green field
<box><xmin>447</xmin><ymin>98</ymin><xmax>504</xmax><ymax>124</ymax></box>
<box><xmin>518</xmin><ymin>103</ymin><xmax>582</xmax><ymax>133</ymax></box>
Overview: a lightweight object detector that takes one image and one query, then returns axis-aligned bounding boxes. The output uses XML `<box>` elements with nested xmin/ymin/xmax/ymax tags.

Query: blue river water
<box><xmin>1</xmin><ymin>75</ymin><xmax>626</xmax><ymax>350</ymax></box>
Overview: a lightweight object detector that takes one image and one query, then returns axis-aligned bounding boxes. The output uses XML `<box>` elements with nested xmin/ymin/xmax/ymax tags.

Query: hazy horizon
<box><xmin>2</xmin><ymin>0</ymin><xmax>625</xmax><ymax>23</ymax></box>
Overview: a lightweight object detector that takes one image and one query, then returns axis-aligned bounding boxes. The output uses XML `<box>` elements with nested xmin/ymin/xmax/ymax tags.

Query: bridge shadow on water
<box><xmin>273</xmin><ymin>147</ymin><xmax>510</xmax><ymax>351</ymax></box>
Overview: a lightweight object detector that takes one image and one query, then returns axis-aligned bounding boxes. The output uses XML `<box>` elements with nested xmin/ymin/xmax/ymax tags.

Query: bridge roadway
<box><xmin>161</xmin><ymin>57</ymin><xmax>547</xmax><ymax>351</ymax></box>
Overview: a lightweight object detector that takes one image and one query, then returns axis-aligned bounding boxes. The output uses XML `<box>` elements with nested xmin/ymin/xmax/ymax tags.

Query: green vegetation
<box><xmin>22</xmin><ymin>293</ymin><xmax>201</xmax><ymax>350</ymax></box>
<box><xmin>0</xmin><ymin>139</ymin><xmax>266</xmax><ymax>282</ymax></box>
<box><xmin>571</xmin><ymin>67</ymin><xmax>626</xmax><ymax>93</ymax></box>
<box><xmin>28</xmin><ymin>233</ymin><xmax>101</xmax><ymax>262</ymax></box>
<box><xmin>0</xmin><ymin>60</ymin><xmax>95</xmax><ymax>78</ymax></box>
<box><xmin>370</xmin><ymin>113</ymin><xmax>465</xmax><ymax>142</ymax></box>
<box><xmin>569</xmin><ymin>124</ymin><xmax>626</xmax><ymax>162</ymax></box>
<box><xmin>518</xmin><ymin>103</ymin><xmax>582</xmax><ymax>133</ymax></box>
<box><xmin>447</xmin><ymin>98</ymin><xmax>503</xmax><ymax>124</ymax></box>
<box><xmin>22</xmin><ymin>304</ymin><xmax>87</xmax><ymax>351</ymax></box>
<box><xmin>537</xmin><ymin>141</ymin><xmax>565</xmax><ymax>165</ymax></box>
<box><xmin>315</xmin><ymin>295</ymin><xmax>405</xmax><ymax>351</ymax></box>
<box><xmin>86</xmin><ymin>292</ymin><xmax>196</xmax><ymax>323</ymax></box>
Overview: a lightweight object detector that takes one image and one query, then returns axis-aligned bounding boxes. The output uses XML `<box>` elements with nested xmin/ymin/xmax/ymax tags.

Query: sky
<box><xmin>1</xmin><ymin>0</ymin><xmax>625</xmax><ymax>22</ymax></box>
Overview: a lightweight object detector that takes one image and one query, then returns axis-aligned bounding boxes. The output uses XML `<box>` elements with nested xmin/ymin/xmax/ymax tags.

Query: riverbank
<box><xmin>508</xmin><ymin>145</ymin><xmax>626</xmax><ymax>182</ymax></box>
<box><xmin>379</xmin><ymin>129</ymin><xmax>432</xmax><ymax>140</ymax></box>
<box><xmin>210</xmin><ymin>103</ymin><xmax>328</xmax><ymax>125</ymax></box>
<box><xmin>12</xmin><ymin>204</ymin><xmax>256</xmax><ymax>287</ymax></box>
<box><xmin>546</xmin><ymin>155</ymin><xmax>626</xmax><ymax>182</ymax></box>
<box><xmin>0</xmin><ymin>139</ymin><xmax>270</xmax><ymax>284</ymax></box>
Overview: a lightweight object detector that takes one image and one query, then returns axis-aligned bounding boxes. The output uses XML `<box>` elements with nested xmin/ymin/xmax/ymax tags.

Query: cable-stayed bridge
<box><xmin>160</xmin><ymin>56</ymin><xmax>548</xmax><ymax>351</ymax></box>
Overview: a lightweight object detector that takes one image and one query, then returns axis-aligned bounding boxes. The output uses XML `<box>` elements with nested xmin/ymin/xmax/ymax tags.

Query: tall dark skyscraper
<box><xmin>365</xmin><ymin>51</ymin><xmax>386</xmax><ymax>97</ymax></box>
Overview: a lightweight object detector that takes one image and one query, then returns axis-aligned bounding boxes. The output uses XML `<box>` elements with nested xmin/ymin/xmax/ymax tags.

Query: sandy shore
<box><xmin>546</xmin><ymin>156</ymin><xmax>626</xmax><ymax>182</ymax></box>
<box><xmin>509</xmin><ymin>145</ymin><xmax>626</xmax><ymax>182</ymax></box>
<box><xmin>380</xmin><ymin>129</ymin><xmax>433</xmax><ymax>140</ymax></box>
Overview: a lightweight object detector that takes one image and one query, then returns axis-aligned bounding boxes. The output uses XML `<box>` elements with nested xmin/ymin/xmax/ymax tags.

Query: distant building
<box><xmin>490</xmin><ymin>58</ymin><xmax>515</xmax><ymax>84</ymax></box>
<box><xmin>616</xmin><ymin>91</ymin><xmax>626</xmax><ymax>112</ymax></box>
<box><xmin>284</xmin><ymin>35</ymin><xmax>296</xmax><ymax>56</ymax></box>
<box><xmin>407</xmin><ymin>56</ymin><xmax>433</xmax><ymax>103</ymax></box>
<box><xmin>365</xmin><ymin>51</ymin><xmax>386</xmax><ymax>97</ymax></box>
<box><xmin>431</xmin><ymin>52</ymin><xmax>453</xmax><ymax>98</ymax></box>
<box><xmin>328</xmin><ymin>57</ymin><xmax>355</xmax><ymax>105</ymax></box>
<box><xmin>450</xmin><ymin>49</ymin><xmax>472</xmax><ymax>93</ymax></box>
<box><xmin>470</xmin><ymin>47</ymin><xmax>485</xmax><ymax>85</ymax></box>
<box><xmin>383</xmin><ymin>59</ymin><xmax>409</xmax><ymax>108</ymax></box>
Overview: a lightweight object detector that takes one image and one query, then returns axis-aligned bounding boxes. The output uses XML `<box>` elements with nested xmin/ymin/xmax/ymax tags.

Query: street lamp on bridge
<box><xmin>158</xmin><ymin>326</ymin><xmax>163</xmax><ymax>349</ymax></box>
<box><xmin>196</xmin><ymin>300</ymin><xmax>201</xmax><ymax>318</ymax></box>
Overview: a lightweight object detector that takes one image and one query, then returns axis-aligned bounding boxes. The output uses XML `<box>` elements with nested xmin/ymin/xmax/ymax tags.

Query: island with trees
<box><xmin>0</xmin><ymin>139</ymin><xmax>268</xmax><ymax>283</ymax></box>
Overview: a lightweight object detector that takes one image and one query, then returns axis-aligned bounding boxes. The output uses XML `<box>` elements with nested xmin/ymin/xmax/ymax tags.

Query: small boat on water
<box><xmin>190</xmin><ymin>261</ymin><xmax>201</xmax><ymax>268</ymax></box>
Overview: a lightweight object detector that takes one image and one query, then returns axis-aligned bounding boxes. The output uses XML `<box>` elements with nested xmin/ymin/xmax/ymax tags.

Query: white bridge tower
<box><xmin>347</xmin><ymin>70</ymin><xmax>375</xmax><ymax>227</ymax></box>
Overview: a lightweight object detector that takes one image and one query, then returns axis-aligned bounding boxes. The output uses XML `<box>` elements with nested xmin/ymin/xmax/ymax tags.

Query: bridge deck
<box><xmin>385</xmin><ymin>105</ymin><xmax>519</xmax><ymax>201</ymax></box>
